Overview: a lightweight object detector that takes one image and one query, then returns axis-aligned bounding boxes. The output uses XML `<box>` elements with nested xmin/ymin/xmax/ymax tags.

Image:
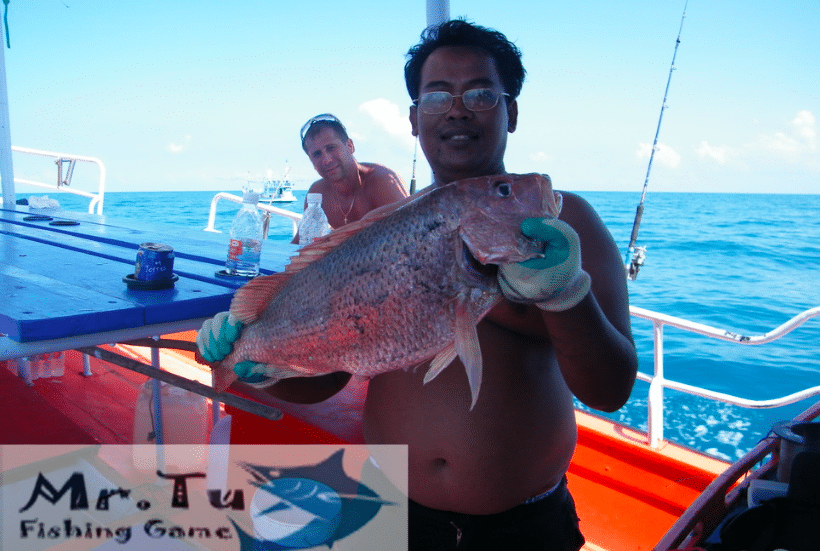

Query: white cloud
<box><xmin>790</xmin><ymin>110</ymin><xmax>817</xmax><ymax>149</ymax></box>
<box><xmin>695</xmin><ymin>111</ymin><xmax>819</xmax><ymax>171</ymax></box>
<box><xmin>635</xmin><ymin>142</ymin><xmax>681</xmax><ymax>168</ymax></box>
<box><xmin>753</xmin><ymin>111</ymin><xmax>818</xmax><ymax>168</ymax></box>
<box><xmin>359</xmin><ymin>98</ymin><xmax>414</xmax><ymax>150</ymax></box>
<box><xmin>695</xmin><ymin>142</ymin><xmax>736</xmax><ymax>166</ymax></box>
<box><xmin>758</xmin><ymin>131</ymin><xmax>803</xmax><ymax>158</ymax></box>
<box><xmin>167</xmin><ymin>135</ymin><xmax>192</xmax><ymax>153</ymax></box>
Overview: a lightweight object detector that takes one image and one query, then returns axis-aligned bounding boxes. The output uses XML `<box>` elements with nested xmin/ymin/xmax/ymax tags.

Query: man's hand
<box><xmin>196</xmin><ymin>311</ymin><xmax>242</xmax><ymax>362</ymax></box>
<box><xmin>498</xmin><ymin>217</ymin><xmax>591</xmax><ymax>312</ymax></box>
<box><xmin>197</xmin><ymin>312</ymin><xmax>278</xmax><ymax>390</ymax></box>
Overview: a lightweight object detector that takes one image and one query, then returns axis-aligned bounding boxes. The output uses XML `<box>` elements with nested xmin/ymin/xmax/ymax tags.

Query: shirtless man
<box><xmin>299</xmin><ymin>113</ymin><xmax>407</xmax><ymax>230</ymax></box>
<box><xmin>359</xmin><ymin>20</ymin><xmax>638</xmax><ymax>549</ymax></box>
<box><xmin>199</xmin><ymin>21</ymin><xmax>637</xmax><ymax>550</ymax></box>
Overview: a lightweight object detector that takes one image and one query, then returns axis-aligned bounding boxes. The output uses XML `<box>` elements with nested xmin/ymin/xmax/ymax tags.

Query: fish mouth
<box><xmin>461</xmin><ymin>240</ymin><xmax>498</xmax><ymax>288</ymax></box>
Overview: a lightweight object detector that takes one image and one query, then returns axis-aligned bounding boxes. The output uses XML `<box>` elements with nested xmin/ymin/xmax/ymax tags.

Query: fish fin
<box><xmin>454</xmin><ymin>295</ymin><xmax>484</xmax><ymax>410</ymax></box>
<box><xmin>260</xmin><ymin>366</ymin><xmax>306</xmax><ymax>382</ymax></box>
<box><xmin>213</xmin><ymin>362</ymin><xmax>300</xmax><ymax>392</ymax></box>
<box><xmin>216</xmin><ymin>360</ymin><xmax>308</xmax><ymax>392</ymax></box>
<box><xmin>212</xmin><ymin>363</ymin><xmax>239</xmax><ymax>393</ymax></box>
<box><xmin>423</xmin><ymin>344</ymin><xmax>457</xmax><ymax>384</ymax></box>
<box><xmin>285</xmin><ymin>188</ymin><xmax>435</xmax><ymax>274</ymax></box>
<box><xmin>550</xmin><ymin>188</ymin><xmax>563</xmax><ymax>218</ymax></box>
<box><xmin>538</xmin><ymin>174</ymin><xmax>562</xmax><ymax>218</ymax></box>
<box><xmin>229</xmin><ymin>273</ymin><xmax>291</xmax><ymax>324</ymax></box>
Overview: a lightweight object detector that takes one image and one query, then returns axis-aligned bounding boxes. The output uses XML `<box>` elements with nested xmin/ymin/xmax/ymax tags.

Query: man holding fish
<box><xmin>198</xmin><ymin>19</ymin><xmax>638</xmax><ymax>550</ymax></box>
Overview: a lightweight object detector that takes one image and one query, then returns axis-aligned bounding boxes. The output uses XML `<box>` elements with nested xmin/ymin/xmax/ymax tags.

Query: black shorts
<box><xmin>360</xmin><ymin>460</ymin><xmax>585</xmax><ymax>551</ymax></box>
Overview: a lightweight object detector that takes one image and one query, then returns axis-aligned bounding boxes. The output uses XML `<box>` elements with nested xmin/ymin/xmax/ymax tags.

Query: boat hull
<box><xmin>14</xmin><ymin>338</ymin><xmax>820</xmax><ymax>551</ymax></box>
<box><xmin>1</xmin><ymin>338</ymin><xmax>726</xmax><ymax>551</ymax></box>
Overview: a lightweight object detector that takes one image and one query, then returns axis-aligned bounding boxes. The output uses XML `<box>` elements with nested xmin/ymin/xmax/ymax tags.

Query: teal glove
<box><xmin>232</xmin><ymin>360</ymin><xmax>277</xmax><ymax>388</ymax></box>
<box><xmin>498</xmin><ymin>217</ymin><xmax>591</xmax><ymax>312</ymax></box>
<box><xmin>197</xmin><ymin>312</ymin><xmax>278</xmax><ymax>388</ymax></box>
<box><xmin>196</xmin><ymin>312</ymin><xmax>243</xmax><ymax>362</ymax></box>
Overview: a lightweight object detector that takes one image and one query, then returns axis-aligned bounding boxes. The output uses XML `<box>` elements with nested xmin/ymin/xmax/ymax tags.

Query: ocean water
<box><xmin>17</xmin><ymin>189</ymin><xmax>820</xmax><ymax>461</ymax></box>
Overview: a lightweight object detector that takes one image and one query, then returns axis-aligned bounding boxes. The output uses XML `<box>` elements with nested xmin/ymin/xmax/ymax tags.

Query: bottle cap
<box><xmin>306</xmin><ymin>193</ymin><xmax>323</xmax><ymax>205</ymax></box>
<box><xmin>243</xmin><ymin>190</ymin><xmax>261</xmax><ymax>204</ymax></box>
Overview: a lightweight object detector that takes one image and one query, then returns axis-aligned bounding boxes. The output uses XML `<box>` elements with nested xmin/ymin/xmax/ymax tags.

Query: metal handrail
<box><xmin>203</xmin><ymin>192</ymin><xmax>302</xmax><ymax>237</ymax></box>
<box><xmin>11</xmin><ymin>145</ymin><xmax>106</xmax><ymax>215</ymax></box>
<box><xmin>630</xmin><ymin>305</ymin><xmax>820</xmax><ymax>448</ymax></box>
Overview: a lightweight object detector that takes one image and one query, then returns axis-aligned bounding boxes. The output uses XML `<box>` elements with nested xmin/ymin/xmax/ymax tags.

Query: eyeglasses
<box><xmin>413</xmin><ymin>88</ymin><xmax>510</xmax><ymax>115</ymax></box>
<box><xmin>300</xmin><ymin>113</ymin><xmax>343</xmax><ymax>144</ymax></box>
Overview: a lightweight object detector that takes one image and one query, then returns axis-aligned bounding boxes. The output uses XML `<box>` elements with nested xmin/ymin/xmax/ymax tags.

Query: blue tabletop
<box><xmin>0</xmin><ymin>207</ymin><xmax>297</xmax><ymax>345</ymax></box>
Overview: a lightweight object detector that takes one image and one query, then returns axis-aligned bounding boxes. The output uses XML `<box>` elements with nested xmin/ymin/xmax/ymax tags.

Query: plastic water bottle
<box><xmin>46</xmin><ymin>351</ymin><xmax>65</xmax><ymax>378</ymax></box>
<box><xmin>226</xmin><ymin>190</ymin><xmax>265</xmax><ymax>277</ymax></box>
<box><xmin>35</xmin><ymin>354</ymin><xmax>50</xmax><ymax>378</ymax></box>
<box><xmin>298</xmin><ymin>193</ymin><xmax>331</xmax><ymax>246</ymax></box>
<box><xmin>132</xmin><ymin>380</ymin><xmax>210</xmax><ymax>472</ymax></box>
<box><xmin>25</xmin><ymin>356</ymin><xmax>41</xmax><ymax>381</ymax></box>
<box><xmin>23</xmin><ymin>352</ymin><xmax>66</xmax><ymax>379</ymax></box>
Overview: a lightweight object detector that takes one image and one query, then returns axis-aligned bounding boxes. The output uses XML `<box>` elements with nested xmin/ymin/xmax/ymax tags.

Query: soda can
<box><xmin>134</xmin><ymin>243</ymin><xmax>175</xmax><ymax>281</ymax></box>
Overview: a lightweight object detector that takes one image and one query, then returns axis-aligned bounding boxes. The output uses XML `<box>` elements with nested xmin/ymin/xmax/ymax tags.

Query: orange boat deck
<box><xmin>1</xmin><ymin>345</ymin><xmax>729</xmax><ymax>551</ymax></box>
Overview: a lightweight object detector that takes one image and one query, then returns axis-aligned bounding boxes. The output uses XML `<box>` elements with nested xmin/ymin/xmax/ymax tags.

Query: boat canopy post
<box><xmin>0</xmin><ymin>26</ymin><xmax>14</xmax><ymax>208</ymax></box>
<box><xmin>422</xmin><ymin>0</ymin><xmax>449</xmax><ymax>188</ymax></box>
<box><xmin>426</xmin><ymin>0</ymin><xmax>449</xmax><ymax>26</ymax></box>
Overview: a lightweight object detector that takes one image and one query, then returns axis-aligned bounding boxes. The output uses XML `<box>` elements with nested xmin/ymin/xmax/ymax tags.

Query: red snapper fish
<box><xmin>211</xmin><ymin>173</ymin><xmax>562</xmax><ymax>409</ymax></box>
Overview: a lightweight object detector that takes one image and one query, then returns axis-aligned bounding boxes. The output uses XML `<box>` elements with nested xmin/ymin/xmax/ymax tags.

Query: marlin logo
<box><xmin>231</xmin><ymin>450</ymin><xmax>394</xmax><ymax>550</ymax></box>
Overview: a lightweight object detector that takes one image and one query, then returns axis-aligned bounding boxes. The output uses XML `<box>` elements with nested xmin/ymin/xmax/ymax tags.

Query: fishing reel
<box><xmin>626</xmin><ymin>246</ymin><xmax>646</xmax><ymax>281</ymax></box>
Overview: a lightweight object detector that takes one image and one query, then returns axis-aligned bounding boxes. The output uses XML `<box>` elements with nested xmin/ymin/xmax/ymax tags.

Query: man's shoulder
<box><xmin>307</xmin><ymin>179</ymin><xmax>331</xmax><ymax>193</ymax></box>
<box><xmin>361</xmin><ymin>162</ymin><xmax>401</xmax><ymax>178</ymax></box>
<box><xmin>556</xmin><ymin>189</ymin><xmax>620</xmax><ymax>264</ymax></box>
<box><xmin>556</xmin><ymin>190</ymin><xmax>596</xmax><ymax>223</ymax></box>
<box><xmin>556</xmin><ymin>190</ymin><xmax>615</xmax><ymax>242</ymax></box>
<box><xmin>360</xmin><ymin>163</ymin><xmax>406</xmax><ymax>199</ymax></box>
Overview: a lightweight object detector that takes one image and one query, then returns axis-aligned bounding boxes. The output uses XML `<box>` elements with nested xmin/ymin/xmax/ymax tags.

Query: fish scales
<box><xmin>215</xmin><ymin>173</ymin><xmax>561</xmax><ymax>408</ymax></box>
<box><xmin>237</xmin><ymin>192</ymin><xmax>468</xmax><ymax>371</ymax></box>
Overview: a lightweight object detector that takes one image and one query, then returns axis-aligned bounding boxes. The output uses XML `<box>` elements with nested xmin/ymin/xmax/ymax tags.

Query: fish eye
<box><xmin>493</xmin><ymin>181</ymin><xmax>513</xmax><ymax>197</ymax></box>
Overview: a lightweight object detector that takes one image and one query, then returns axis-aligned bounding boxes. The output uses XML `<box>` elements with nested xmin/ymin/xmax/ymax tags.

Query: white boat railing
<box><xmin>203</xmin><ymin>192</ymin><xmax>301</xmax><ymax>237</ymax></box>
<box><xmin>631</xmin><ymin>305</ymin><xmax>820</xmax><ymax>448</ymax></box>
<box><xmin>10</xmin><ymin>145</ymin><xmax>106</xmax><ymax>215</ymax></box>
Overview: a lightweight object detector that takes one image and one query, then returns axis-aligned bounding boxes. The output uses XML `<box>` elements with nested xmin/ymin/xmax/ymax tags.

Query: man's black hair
<box><xmin>404</xmin><ymin>19</ymin><xmax>526</xmax><ymax>101</ymax></box>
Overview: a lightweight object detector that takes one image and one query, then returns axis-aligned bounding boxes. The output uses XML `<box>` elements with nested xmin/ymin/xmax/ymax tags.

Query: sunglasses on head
<box><xmin>300</xmin><ymin>113</ymin><xmax>343</xmax><ymax>144</ymax></box>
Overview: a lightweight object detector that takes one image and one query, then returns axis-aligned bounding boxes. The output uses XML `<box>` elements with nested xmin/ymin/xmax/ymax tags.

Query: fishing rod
<box><xmin>625</xmin><ymin>0</ymin><xmax>689</xmax><ymax>280</ymax></box>
<box><xmin>409</xmin><ymin>135</ymin><xmax>419</xmax><ymax>194</ymax></box>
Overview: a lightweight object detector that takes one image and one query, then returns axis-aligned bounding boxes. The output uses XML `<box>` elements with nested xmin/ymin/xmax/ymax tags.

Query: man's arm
<box><xmin>541</xmin><ymin>192</ymin><xmax>637</xmax><ymax>412</ymax></box>
<box><xmin>489</xmin><ymin>191</ymin><xmax>637</xmax><ymax>412</ymax></box>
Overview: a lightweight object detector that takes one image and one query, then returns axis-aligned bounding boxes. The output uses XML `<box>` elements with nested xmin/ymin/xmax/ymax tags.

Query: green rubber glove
<box><xmin>498</xmin><ymin>217</ymin><xmax>591</xmax><ymax>311</ymax></box>
<box><xmin>232</xmin><ymin>360</ymin><xmax>277</xmax><ymax>388</ymax></box>
<box><xmin>196</xmin><ymin>311</ymin><xmax>243</xmax><ymax>362</ymax></box>
<box><xmin>197</xmin><ymin>313</ymin><xmax>276</xmax><ymax>388</ymax></box>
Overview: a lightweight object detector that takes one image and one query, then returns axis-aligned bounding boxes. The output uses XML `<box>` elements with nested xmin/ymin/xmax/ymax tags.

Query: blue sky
<box><xmin>3</xmin><ymin>0</ymin><xmax>818</xmax><ymax>194</ymax></box>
